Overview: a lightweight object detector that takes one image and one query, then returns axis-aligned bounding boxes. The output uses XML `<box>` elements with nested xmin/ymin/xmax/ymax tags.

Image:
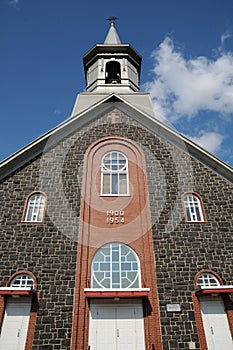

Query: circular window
<box><xmin>91</xmin><ymin>243</ymin><xmax>140</xmax><ymax>289</ymax></box>
<box><xmin>102</xmin><ymin>152</ymin><xmax>127</xmax><ymax>172</ymax></box>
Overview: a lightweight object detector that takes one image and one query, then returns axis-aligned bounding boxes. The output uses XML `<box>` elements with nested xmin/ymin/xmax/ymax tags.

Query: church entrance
<box><xmin>88</xmin><ymin>299</ymin><xmax>145</xmax><ymax>350</ymax></box>
<box><xmin>200</xmin><ymin>295</ymin><xmax>233</xmax><ymax>349</ymax></box>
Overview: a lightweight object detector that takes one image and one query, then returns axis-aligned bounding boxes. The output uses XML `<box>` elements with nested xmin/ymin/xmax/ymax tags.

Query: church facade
<box><xmin>0</xmin><ymin>20</ymin><xmax>233</xmax><ymax>350</ymax></box>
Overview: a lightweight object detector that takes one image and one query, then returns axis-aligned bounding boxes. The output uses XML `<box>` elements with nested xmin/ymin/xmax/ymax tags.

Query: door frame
<box><xmin>88</xmin><ymin>298</ymin><xmax>146</xmax><ymax>350</ymax></box>
<box><xmin>193</xmin><ymin>292</ymin><xmax>233</xmax><ymax>350</ymax></box>
<box><xmin>0</xmin><ymin>297</ymin><xmax>32</xmax><ymax>350</ymax></box>
<box><xmin>200</xmin><ymin>295</ymin><xmax>233</xmax><ymax>349</ymax></box>
<box><xmin>0</xmin><ymin>292</ymin><xmax>38</xmax><ymax>350</ymax></box>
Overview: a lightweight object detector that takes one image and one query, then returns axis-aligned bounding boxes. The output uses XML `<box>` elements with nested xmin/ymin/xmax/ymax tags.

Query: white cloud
<box><xmin>189</xmin><ymin>131</ymin><xmax>224</xmax><ymax>154</ymax></box>
<box><xmin>144</xmin><ymin>36</ymin><xmax>233</xmax><ymax>121</ymax></box>
<box><xmin>143</xmin><ymin>36</ymin><xmax>233</xmax><ymax>158</ymax></box>
<box><xmin>9</xmin><ymin>0</ymin><xmax>19</xmax><ymax>6</ymax></box>
<box><xmin>221</xmin><ymin>31</ymin><xmax>232</xmax><ymax>46</ymax></box>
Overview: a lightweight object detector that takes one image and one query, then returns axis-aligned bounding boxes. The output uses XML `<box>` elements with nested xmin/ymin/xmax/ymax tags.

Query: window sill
<box><xmin>84</xmin><ymin>288</ymin><xmax>150</xmax><ymax>298</ymax></box>
<box><xmin>21</xmin><ymin>221</ymin><xmax>44</xmax><ymax>224</ymax></box>
<box><xmin>185</xmin><ymin>221</ymin><xmax>207</xmax><ymax>224</ymax></box>
<box><xmin>99</xmin><ymin>194</ymin><xmax>130</xmax><ymax>197</ymax></box>
<box><xmin>0</xmin><ymin>287</ymin><xmax>38</xmax><ymax>296</ymax></box>
<box><xmin>195</xmin><ymin>285</ymin><xmax>233</xmax><ymax>296</ymax></box>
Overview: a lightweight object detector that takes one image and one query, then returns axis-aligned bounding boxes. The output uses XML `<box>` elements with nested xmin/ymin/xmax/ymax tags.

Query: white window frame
<box><xmin>101</xmin><ymin>151</ymin><xmax>129</xmax><ymax>196</ymax></box>
<box><xmin>184</xmin><ymin>193</ymin><xmax>204</xmax><ymax>222</ymax></box>
<box><xmin>10</xmin><ymin>274</ymin><xmax>34</xmax><ymax>289</ymax></box>
<box><xmin>196</xmin><ymin>273</ymin><xmax>220</xmax><ymax>287</ymax></box>
<box><xmin>24</xmin><ymin>193</ymin><xmax>45</xmax><ymax>222</ymax></box>
<box><xmin>91</xmin><ymin>243</ymin><xmax>141</xmax><ymax>289</ymax></box>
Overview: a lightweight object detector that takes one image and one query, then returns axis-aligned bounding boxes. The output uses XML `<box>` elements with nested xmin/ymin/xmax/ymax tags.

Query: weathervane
<box><xmin>106</xmin><ymin>16</ymin><xmax>118</xmax><ymax>25</ymax></box>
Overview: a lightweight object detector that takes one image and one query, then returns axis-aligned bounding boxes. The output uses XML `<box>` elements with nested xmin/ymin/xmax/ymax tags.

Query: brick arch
<box><xmin>7</xmin><ymin>270</ymin><xmax>37</xmax><ymax>288</ymax></box>
<box><xmin>194</xmin><ymin>269</ymin><xmax>223</xmax><ymax>288</ymax></box>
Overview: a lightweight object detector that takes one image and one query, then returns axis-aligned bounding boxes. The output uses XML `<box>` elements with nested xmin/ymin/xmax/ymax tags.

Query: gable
<box><xmin>0</xmin><ymin>94</ymin><xmax>232</xmax><ymax>183</ymax></box>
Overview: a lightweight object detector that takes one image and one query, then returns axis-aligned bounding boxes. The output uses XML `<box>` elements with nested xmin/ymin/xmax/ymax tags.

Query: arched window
<box><xmin>101</xmin><ymin>151</ymin><xmax>129</xmax><ymax>195</ymax></box>
<box><xmin>10</xmin><ymin>273</ymin><xmax>35</xmax><ymax>289</ymax></box>
<box><xmin>183</xmin><ymin>193</ymin><xmax>205</xmax><ymax>222</ymax></box>
<box><xmin>196</xmin><ymin>272</ymin><xmax>220</xmax><ymax>287</ymax></box>
<box><xmin>91</xmin><ymin>243</ymin><xmax>141</xmax><ymax>289</ymax></box>
<box><xmin>105</xmin><ymin>61</ymin><xmax>121</xmax><ymax>84</ymax></box>
<box><xmin>193</xmin><ymin>272</ymin><xmax>233</xmax><ymax>350</ymax></box>
<box><xmin>24</xmin><ymin>192</ymin><xmax>46</xmax><ymax>222</ymax></box>
<box><xmin>0</xmin><ymin>272</ymin><xmax>37</xmax><ymax>349</ymax></box>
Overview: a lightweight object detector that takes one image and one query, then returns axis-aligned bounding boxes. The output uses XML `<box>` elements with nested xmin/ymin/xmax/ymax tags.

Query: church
<box><xmin>0</xmin><ymin>18</ymin><xmax>233</xmax><ymax>350</ymax></box>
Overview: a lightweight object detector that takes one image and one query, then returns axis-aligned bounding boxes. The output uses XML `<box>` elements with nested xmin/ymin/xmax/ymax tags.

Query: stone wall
<box><xmin>0</xmin><ymin>107</ymin><xmax>232</xmax><ymax>349</ymax></box>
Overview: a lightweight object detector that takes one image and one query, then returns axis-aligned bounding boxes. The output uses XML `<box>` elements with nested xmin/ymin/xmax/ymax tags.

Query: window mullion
<box><xmin>37</xmin><ymin>196</ymin><xmax>41</xmax><ymax>221</ymax></box>
<box><xmin>110</xmin><ymin>243</ymin><xmax>113</xmax><ymax>288</ymax></box>
<box><xmin>35</xmin><ymin>196</ymin><xmax>40</xmax><ymax>221</ymax></box>
<box><xmin>119</xmin><ymin>244</ymin><xmax>122</xmax><ymax>288</ymax></box>
<box><xmin>110</xmin><ymin>152</ymin><xmax>112</xmax><ymax>195</ymax></box>
<box><xmin>193</xmin><ymin>197</ymin><xmax>198</xmax><ymax>221</ymax></box>
<box><xmin>117</xmin><ymin>152</ymin><xmax>119</xmax><ymax>195</ymax></box>
<box><xmin>32</xmin><ymin>197</ymin><xmax>37</xmax><ymax>221</ymax></box>
<box><xmin>101</xmin><ymin>151</ymin><xmax>129</xmax><ymax>196</ymax></box>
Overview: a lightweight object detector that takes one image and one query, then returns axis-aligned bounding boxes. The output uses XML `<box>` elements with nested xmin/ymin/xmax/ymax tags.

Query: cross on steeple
<box><xmin>104</xmin><ymin>16</ymin><xmax>121</xmax><ymax>44</ymax></box>
<box><xmin>82</xmin><ymin>17</ymin><xmax>142</xmax><ymax>92</ymax></box>
<box><xmin>106</xmin><ymin>16</ymin><xmax>118</xmax><ymax>25</ymax></box>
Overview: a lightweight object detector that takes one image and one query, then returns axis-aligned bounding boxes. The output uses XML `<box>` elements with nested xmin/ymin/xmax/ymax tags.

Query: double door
<box><xmin>88</xmin><ymin>300</ymin><xmax>145</xmax><ymax>350</ymax></box>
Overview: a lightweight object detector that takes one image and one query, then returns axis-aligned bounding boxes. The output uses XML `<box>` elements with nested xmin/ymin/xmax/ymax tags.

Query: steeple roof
<box><xmin>104</xmin><ymin>17</ymin><xmax>121</xmax><ymax>44</ymax></box>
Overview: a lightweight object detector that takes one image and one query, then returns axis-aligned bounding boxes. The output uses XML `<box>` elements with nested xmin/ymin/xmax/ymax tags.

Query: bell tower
<box><xmin>83</xmin><ymin>18</ymin><xmax>142</xmax><ymax>93</ymax></box>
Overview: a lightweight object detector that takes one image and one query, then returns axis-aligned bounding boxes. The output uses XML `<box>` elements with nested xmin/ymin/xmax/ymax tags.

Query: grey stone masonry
<box><xmin>0</xmin><ymin>107</ymin><xmax>232</xmax><ymax>349</ymax></box>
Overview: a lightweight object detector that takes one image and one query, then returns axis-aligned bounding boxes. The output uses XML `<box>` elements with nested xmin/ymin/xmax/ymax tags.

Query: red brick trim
<box><xmin>196</xmin><ymin>287</ymin><xmax>233</xmax><ymax>295</ymax></box>
<box><xmin>182</xmin><ymin>191</ymin><xmax>207</xmax><ymax>223</ymax></box>
<box><xmin>21</xmin><ymin>191</ymin><xmax>47</xmax><ymax>223</ymax></box>
<box><xmin>0</xmin><ymin>289</ymin><xmax>35</xmax><ymax>296</ymax></box>
<box><xmin>0</xmin><ymin>296</ymin><xmax>5</xmax><ymax>330</ymax></box>
<box><xmin>192</xmin><ymin>287</ymin><xmax>233</xmax><ymax>349</ymax></box>
<box><xmin>0</xmin><ymin>292</ymin><xmax>39</xmax><ymax>350</ymax></box>
<box><xmin>25</xmin><ymin>294</ymin><xmax>39</xmax><ymax>350</ymax></box>
<box><xmin>223</xmin><ymin>294</ymin><xmax>233</xmax><ymax>339</ymax></box>
<box><xmin>192</xmin><ymin>292</ymin><xmax>208</xmax><ymax>350</ymax></box>
<box><xmin>84</xmin><ymin>290</ymin><xmax>149</xmax><ymax>298</ymax></box>
<box><xmin>193</xmin><ymin>270</ymin><xmax>223</xmax><ymax>349</ymax></box>
<box><xmin>71</xmin><ymin>136</ymin><xmax>163</xmax><ymax>350</ymax></box>
<box><xmin>0</xmin><ymin>271</ymin><xmax>39</xmax><ymax>349</ymax></box>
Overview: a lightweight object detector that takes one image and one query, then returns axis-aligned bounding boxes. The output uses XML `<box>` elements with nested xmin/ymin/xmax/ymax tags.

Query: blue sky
<box><xmin>1</xmin><ymin>0</ymin><xmax>233</xmax><ymax>166</ymax></box>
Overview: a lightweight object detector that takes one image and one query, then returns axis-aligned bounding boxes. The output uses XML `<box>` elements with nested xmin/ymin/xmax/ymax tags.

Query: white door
<box><xmin>200</xmin><ymin>296</ymin><xmax>233</xmax><ymax>350</ymax></box>
<box><xmin>0</xmin><ymin>297</ymin><xmax>32</xmax><ymax>350</ymax></box>
<box><xmin>88</xmin><ymin>300</ymin><xmax>145</xmax><ymax>350</ymax></box>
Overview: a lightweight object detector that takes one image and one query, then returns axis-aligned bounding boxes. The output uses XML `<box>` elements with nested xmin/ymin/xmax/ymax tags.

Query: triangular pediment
<box><xmin>1</xmin><ymin>93</ymin><xmax>232</xmax><ymax>183</ymax></box>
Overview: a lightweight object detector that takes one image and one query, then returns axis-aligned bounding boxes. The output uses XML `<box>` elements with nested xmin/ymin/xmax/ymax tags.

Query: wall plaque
<box><xmin>166</xmin><ymin>304</ymin><xmax>181</xmax><ymax>312</ymax></box>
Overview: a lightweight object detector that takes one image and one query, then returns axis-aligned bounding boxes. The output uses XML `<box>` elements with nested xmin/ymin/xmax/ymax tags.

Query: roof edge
<box><xmin>1</xmin><ymin>93</ymin><xmax>233</xmax><ymax>183</ymax></box>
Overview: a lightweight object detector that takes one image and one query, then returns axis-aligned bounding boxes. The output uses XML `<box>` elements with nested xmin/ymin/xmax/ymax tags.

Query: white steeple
<box><xmin>104</xmin><ymin>17</ymin><xmax>121</xmax><ymax>44</ymax></box>
<box><xmin>83</xmin><ymin>19</ymin><xmax>142</xmax><ymax>93</ymax></box>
